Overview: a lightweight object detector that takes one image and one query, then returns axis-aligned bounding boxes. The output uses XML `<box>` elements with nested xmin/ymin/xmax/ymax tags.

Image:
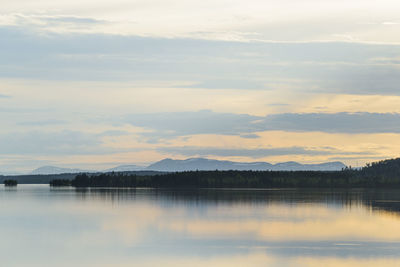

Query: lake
<box><xmin>1</xmin><ymin>185</ymin><xmax>400</xmax><ymax>266</ymax></box>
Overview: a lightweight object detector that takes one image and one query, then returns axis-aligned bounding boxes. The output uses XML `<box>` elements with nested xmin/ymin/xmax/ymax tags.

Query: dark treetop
<box><xmin>4</xmin><ymin>179</ymin><xmax>17</xmax><ymax>186</ymax></box>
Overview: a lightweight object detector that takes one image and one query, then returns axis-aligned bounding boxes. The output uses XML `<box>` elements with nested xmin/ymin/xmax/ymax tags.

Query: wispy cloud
<box><xmin>158</xmin><ymin>146</ymin><xmax>372</xmax><ymax>158</ymax></box>
<box><xmin>17</xmin><ymin>119</ymin><xmax>66</xmax><ymax>126</ymax></box>
<box><xmin>1</xmin><ymin>14</ymin><xmax>107</xmax><ymax>31</ymax></box>
<box><xmin>2</xmin><ymin>0</ymin><xmax>400</xmax><ymax>43</ymax></box>
<box><xmin>1</xmin><ymin>26</ymin><xmax>399</xmax><ymax>95</ymax></box>
<box><xmin>261</xmin><ymin>112</ymin><xmax>400</xmax><ymax>133</ymax></box>
<box><xmin>124</xmin><ymin>110</ymin><xmax>260</xmax><ymax>139</ymax></box>
<box><xmin>0</xmin><ymin>131</ymin><xmax>106</xmax><ymax>155</ymax></box>
<box><xmin>124</xmin><ymin>111</ymin><xmax>400</xmax><ymax>141</ymax></box>
<box><xmin>0</xmin><ymin>93</ymin><xmax>11</xmax><ymax>98</ymax></box>
<box><xmin>382</xmin><ymin>21</ymin><xmax>400</xmax><ymax>25</ymax></box>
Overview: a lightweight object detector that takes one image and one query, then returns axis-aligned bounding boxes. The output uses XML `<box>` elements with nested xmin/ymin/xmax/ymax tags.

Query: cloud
<box><xmin>0</xmin><ymin>93</ymin><xmax>11</xmax><ymax>98</ymax></box>
<box><xmin>2</xmin><ymin>1</ymin><xmax>400</xmax><ymax>43</ymax></box>
<box><xmin>324</xmin><ymin>65</ymin><xmax>400</xmax><ymax>95</ymax></box>
<box><xmin>0</xmin><ymin>130</ymin><xmax>110</xmax><ymax>155</ymax></box>
<box><xmin>5</xmin><ymin>14</ymin><xmax>106</xmax><ymax>31</ymax></box>
<box><xmin>184</xmin><ymin>79</ymin><xmax>268</xmax><ymax>90</ymax></box>
<box><xmin>124</xmin><ymin>110</ymin><xmax>261</xmax><ymax>139</ymax></box>
<box><xmin>240</xmin><ymin>134</ymin><xmax>260</xmax><ymax>139</ymax></box>
<box><xmin>261</xmin><ymin>112</ymin><xmax>400</xmax><ymax>133</ymax></box>
<box><xmin>0</xmin><ymin>107</ymin><xmax>50</xmax><ymax>113</ymax></box>
<box><xmin>157</xmin><ymin>146</ymin><xmax>370</xmax><ymax>158</ymax></box>
<box><xmin>124</xmin><ymin>111</ymin><xmax>400</xmax><ymax>140</ymax></box>
<box><xmin>0</xmin><ymin>25</ymin><xmax>400</xmax><ymax>95</ymax></box>
<box><xmin>370</xmin><ymin>57</ymin><xmax>400</xmax><ymax>65</ymax></box>
<box><xmin>36</xmin><ymin>16</ymin><xmax>105</xmax><ymax>25</ymax></box>
<box><xmin>329</xmin><ymin>156</ymin><xmax>385</xmax><ymax>161</ymax></box>
<box><xmin>382</xmin><ymin>21</ymin><xmax>400</xmax><ymax>25</ymax></box>
<box><xmin>17</xmin><ymin>119</ymin><xmax>66</xmax><ymax>126</ymax></box>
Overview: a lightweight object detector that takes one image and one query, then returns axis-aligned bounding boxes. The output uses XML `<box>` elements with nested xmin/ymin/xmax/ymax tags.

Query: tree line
<box><xmin>49</xmin><ymin>158</ymin><xmax>400</xmax><ymax>188</ymax></box>
<box><xmin>4</xmin><ymin>179</ymin><xmax>18</xmax><ymax>186</ymax></box>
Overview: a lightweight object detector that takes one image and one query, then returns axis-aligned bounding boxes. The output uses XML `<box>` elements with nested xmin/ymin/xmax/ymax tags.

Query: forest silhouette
<box><xmin>49</xmin><ymin>158</ymin><xmax>400</xmax><ymax>188</ymax></box>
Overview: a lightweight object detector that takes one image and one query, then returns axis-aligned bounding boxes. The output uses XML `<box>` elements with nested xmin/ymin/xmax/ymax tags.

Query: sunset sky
<box><xmin>1</xmin><ymin>0</ymin><xmax>400</xmax><ymax>172</ymax></box>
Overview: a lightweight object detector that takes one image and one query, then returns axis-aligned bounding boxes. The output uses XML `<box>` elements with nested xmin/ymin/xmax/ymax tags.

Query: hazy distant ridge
<box><xmin>104</xmin><ymin>165</ymin><xmax>144</xmax><ymax>172</ymax></box>
<box><xmin>30</xmin><ymin>166</ymin><xmax>91</xmax><ymax>175</ymax></box>
<box><xmin>146</xmin><ymin>158</ymin><xmax>346</xmax><ymax>172</ymax></box>
<box><xmin>29</xmin><ymin>158</ymin><xmax>346</xmax><ymax>175</ymax></box>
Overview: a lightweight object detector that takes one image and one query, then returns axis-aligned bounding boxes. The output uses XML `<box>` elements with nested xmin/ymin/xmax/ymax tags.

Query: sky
<box><xmin>1</xmin><ymin>0</ymin><xmax>400</xmax><ymax>172</ymax></box>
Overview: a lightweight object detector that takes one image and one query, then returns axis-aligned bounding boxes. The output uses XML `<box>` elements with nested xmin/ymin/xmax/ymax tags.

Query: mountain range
<box><xmin>26</xmin><ymin>158</ymin><xmax>346</xmax><ymax>175</ymax></box>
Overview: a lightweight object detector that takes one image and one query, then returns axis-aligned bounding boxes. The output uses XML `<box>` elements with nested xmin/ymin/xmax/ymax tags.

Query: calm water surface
<box><xmin>1</xmin><ymin>185</ymin><xmax>400</xmax><ymax>266</ymax></box>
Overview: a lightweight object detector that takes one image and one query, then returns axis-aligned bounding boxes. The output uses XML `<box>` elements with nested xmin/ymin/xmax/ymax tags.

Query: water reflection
<box><xmin>66</xmin><ymin>187</ymin><xmax>400</xmax><ymax>214</ymax></box>
<box><xmin>1</xmin><ymin>185</ymin><xmax>400</xmax><ymax>267</ymax></box>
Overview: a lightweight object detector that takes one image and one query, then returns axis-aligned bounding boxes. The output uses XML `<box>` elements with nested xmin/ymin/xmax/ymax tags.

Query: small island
<box><xmin>4</xmin><ymin>179</ymin><xmax>18</xmax><ymax>186</ymax></box>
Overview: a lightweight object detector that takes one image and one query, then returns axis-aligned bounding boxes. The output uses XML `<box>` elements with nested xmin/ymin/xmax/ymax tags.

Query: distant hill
<box><xmin>31</xmin><ymin>165</ymin><xmax>146</xmax><ymax>175</ymax></box>
<box><xmin>271</xmin><ymin>161</ymin><xmax>346</xmax><ymax>171</ymax></box>
<box><xmin>31</xmin><ymin>166</ymin><xmax>90</xmax><ymax>175</ymax></box>
<box><xmin>147</xmin><ymin>158</ymin><xmax>272</xmax><ymax>171</ymax></box>
<box><xmin>9</xmin><ymin>158</ymin><xmax>400</xmax><ymax>185</ymax></box>
<box><xmin>105</xmin><ymin>165</ymin><xmax>145</xmax><ymax>172</ymax></box>
<box><xmin>24</xmin><ymin>158</ymin><xmax>346</xmax><ymax>175</ymax></box>
<box><xmin>146</xmin><ymin>158</ymin><xmax>346</xmax><ymax>172</ymax></box>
